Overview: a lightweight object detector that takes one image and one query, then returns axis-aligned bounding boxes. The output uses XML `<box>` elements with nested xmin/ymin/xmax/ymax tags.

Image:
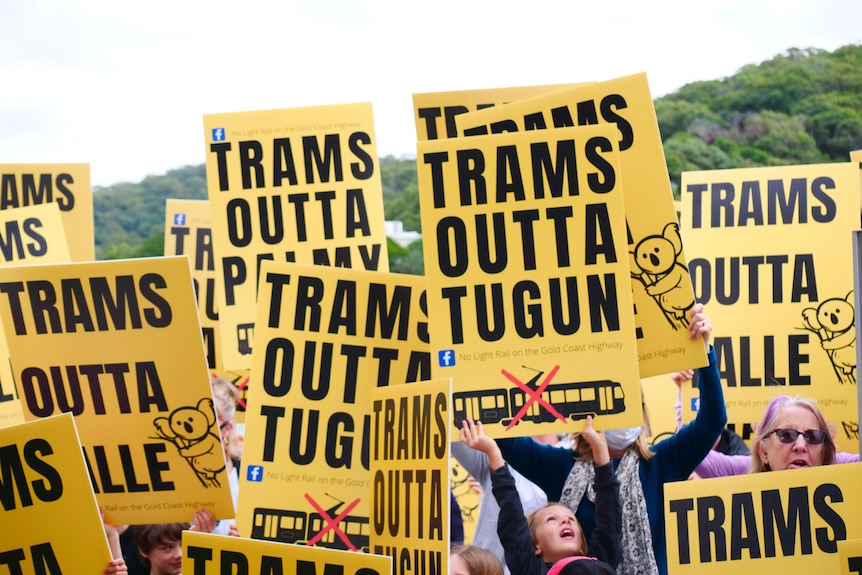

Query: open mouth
<box><xmin>787</xmin><ymin>459</ymin><xmax>809</xmax><ymax>469</ymax></box>
<box><xmin>560</xmin><ymin>527</ymin><xmax>575</xmax><ymax>539</ymax></box>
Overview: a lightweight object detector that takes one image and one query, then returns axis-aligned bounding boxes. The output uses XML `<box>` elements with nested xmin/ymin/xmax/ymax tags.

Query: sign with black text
<box><xmin>203</xmin><ymin>103</ymin><xmax>390</xmax><ymax>371</ymax></box>
<box><xmin>0</xmin><ymin>413</ymin><xmax>112</xmax><ymax>574</ymax></box>
<box><xmin>455</xmin><ymin>73</ymin><xmax>705</xmax><ymax>377</ymax></box>
<box><xmin>0</xmin><ymin>163</ymin><xmax>94</xmax><ymax>262</ymax></box>
<box><xmin>370</xmin><ymin>378</ymin><xmax>450</xmax><ymax>574</ymax></box>
<box><xmin>665</xmin><ymin>463</ymin><xmax>862</xmax><ymax>573</ymax></box>
<box><xmin>0</xmin><ymin>257</ymin><xmax>234</xmax><ymax>524</ymax></box>
<box><xmin>418</xmin><ymin>124</ymin><xmax>641</xmax><ymax>438</ymax></box>
<box><xmin>680</xmin><ymin>162</ymin><xmax>861</xmax><ymax>452</ymax></box>
<box><xmin>183</xmin><ymin>531</ymin><xmax>392</xmax><ymax>575</ymax></box>
<box><xmin>237</xmin><ymin>261</ymin><xmax>430</xmax><ymax>549</ymax></box>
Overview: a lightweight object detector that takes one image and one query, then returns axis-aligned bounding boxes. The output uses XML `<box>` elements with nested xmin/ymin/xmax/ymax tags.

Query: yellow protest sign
<box><xmin>665</xmin><ymin>462</ymin><xmax>862</xmax><ymax>573</ymax></box>
<box><xmin>0</xmin><ymin>203</ymin><xmax>73</xmax><ymax>428</ymax></box>
<box><xmin>164</xmin><ymin>199</ymin><xmax>220</xmax><ymax>370</ymax></box>
<box><xmin>680</xmin><ymin>162</ymin><xmax>861</xmax><ymax>452</ymax></box>
<box><xmin>417</xmin><ymin>124</ymin><xmax>641</xmax><ymax>438</ymax></box>
<box><xmin>454</xmin><ymin>73</ymin><xmax>706</xmax><ymax>378</ymax></box>
<box><xmin>450</xmin><ymin>457</ymin><xmax>480</xmax><ymax>544</ymax></box>
<box><xmin>0</xmin><ymin>257</ymin><xmax>234</xmax><ymax>524</ymax></box>
<box><xmin>203</xmin><ymin>103</ymin><xmax>390</xmax><ymax>372</ymax></box>
<box><xmin>370</xmin><ymin>378</ymin><xmax>450</xmax><ymax>571</ymax></box>
<box><xmin>0</xmin><ymin>163</ymin><xmax>94</xmax><ymax>262</ymax></box>
<box><xmin>850</xmin><ymin>150</ymin><xmax>862</xmax><ymax>212</ymax></box>
<box><xmin>0</xmin><ymin>203</ymin><xmax>70</xmax><ymax>265</ymax></box>
<box><xmin>1</xmin><ymin>413</ymin><xmax>112</xmax><ymax>574</ymax></box>
<box><xmin>838</xmin><ymin>538</ymin><xmax>862</xmax><ymax>574</ymax></box>
<box><xmin>183</xmin><ymin>531</ymin><xmax>391</xmax><ymax>575</ymax></box>
<box><xmin>237</xmin><ymin>261</ymin><xmax>429</xmax><ymax>548</ymax></box>
<box><xmin>413</xmin><ymin>83</ymin><xmax>587</xmax><ymax>141</ymax></box>
<box><xmin>163</xmin><ymin>199</ymin><xmax>251</xmax><ymax>422</ymax></box>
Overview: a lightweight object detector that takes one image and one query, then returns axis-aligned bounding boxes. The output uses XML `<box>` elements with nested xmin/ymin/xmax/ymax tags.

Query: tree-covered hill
<box><xmin>656</xmin><ymin>44</ymin><xmax>862</xmax><ymax>190</ymax></box>
<box><xmin>94</xmin><ymin>44</ymin><xmax>862</xmax><ymax>268</ymax></box>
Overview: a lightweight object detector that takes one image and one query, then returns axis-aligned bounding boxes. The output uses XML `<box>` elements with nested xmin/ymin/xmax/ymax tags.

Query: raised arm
<box><xmin>653</xmin><ymin>304</ymin><xmax>728</xmax><ymax>479</ymax></box>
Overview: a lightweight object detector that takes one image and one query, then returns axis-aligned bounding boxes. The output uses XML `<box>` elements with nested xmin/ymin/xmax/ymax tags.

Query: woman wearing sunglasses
<box><xmin>750</xmin><ymin>395</ymin><xmax>837</xmax><ymax>472</ymax></box>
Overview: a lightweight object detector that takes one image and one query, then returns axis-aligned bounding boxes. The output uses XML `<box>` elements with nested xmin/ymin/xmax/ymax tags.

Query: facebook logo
<box><xmin>438</xmin><ymin>350</ymin><xmax>455</xmax><ymax>367</ymax></box>
<box><xmin>246</xmin><ymin>465</ymin><xmax>264</xmax><ymax>482</ymax></box>
<box><xmin>212</xmin><ymin>127</ymin><xmax>226</xmax><ymax>141</ymax></box>
<box><xmin>690</xmin><ymin>397</ymin><xmax>700</xmax><ymax>412</ymax></box>
<box><xmin>173</xmin><ymin>213</ymin><xmax>186</xmax><ymax>225</ymax></box>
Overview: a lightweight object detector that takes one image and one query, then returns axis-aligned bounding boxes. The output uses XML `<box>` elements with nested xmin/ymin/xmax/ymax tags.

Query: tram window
<box><xmin>549</xmin><ymin>389</ymin><xmax>564</xmax><ymax>404</ymax></box>
<box><xmin>581</xmin><ymin>387</ymin><xmax>595</xmax><ymax>401</ymax></box>
<box><xmin>454</xmin><ymin>397</ymin><xmax>463</xmax><ymax>410</ymax></box>
<box><xmin>565</xmin><ymin>388</ymin><xmax>580</xmax><ymax>402</ymax></box>
<box><xmin>614</xmin><ymin>386</ymin><xmax>624</xmax><ymax>399</ymax></box>
<box><xmin>480</xmin><ymin>393</ymin><xmax>504</xmax><ymax>409</ymax></box>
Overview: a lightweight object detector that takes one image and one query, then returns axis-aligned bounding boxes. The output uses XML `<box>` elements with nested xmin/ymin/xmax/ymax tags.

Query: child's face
<box><xmin>142</xmin><ymin>537</ymin><xmax>183</xmax><ymax>575</ymax></box>
<box><xmin>450</xmin><ymin>553</ymin><xmax>471</xmax><ymax>575</ymax></box>
<box><xmin>532</xmin><ymin>504</ymin><xmax>585</xmax><ymax>563</ymax></box>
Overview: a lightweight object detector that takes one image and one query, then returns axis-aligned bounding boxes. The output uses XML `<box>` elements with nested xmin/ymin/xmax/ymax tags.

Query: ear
<box><xmin>197</xmin><ymin>397</ymin><xmax>216</xmax><ymax>426</ymax></box>
<box><xmin>662</xmin><ymin>222</ymin><xmax>683</xmax><ymax>255</ymax></box>
<box><xmin>534</xmin><ymin>543</ymin><xmax>543</xmax><ymax>557</ymax></box>
<box><xmin>629</xmin><ymin>248</ymin><xmax>641</xmax><ymax>273</ymax></box>
<box><xmin>756</xmin><ymin>441</ymin><xmax>768</xmax><ymax>466</ymax></box>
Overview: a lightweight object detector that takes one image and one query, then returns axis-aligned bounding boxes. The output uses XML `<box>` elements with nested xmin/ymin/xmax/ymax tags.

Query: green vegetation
<box><xmin>94</xmin><ymin>44</ymin><xmax>862</xmax><ymax>269</ymax></box>
<box><xmin>657</xmin><ymin>45</ymin><xmax>862</xmax><ymax>193</ymax></box>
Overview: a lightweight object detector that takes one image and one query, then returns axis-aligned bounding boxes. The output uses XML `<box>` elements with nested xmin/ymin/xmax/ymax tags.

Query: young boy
<box><xmin>460</xmin><ymin>417</ymin><xmax>621</xmax><ymax>575</ymax></box>
<box><xmin>133</xmin><ymin>523</ymin><xmax>188</xmax><ymax>575</ymax></box>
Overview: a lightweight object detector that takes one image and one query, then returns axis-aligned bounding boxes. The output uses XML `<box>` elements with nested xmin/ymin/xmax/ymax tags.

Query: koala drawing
<box><xmin>629</xmin><ymin>222</ymin><xmax>693</xmax><ymax>330</ymax></box>
<box><xmin>802</xmin><ymin>292</ymin><xmax>856</xmax><ymax>385</ymax></box>
<box><xmin>154</xmin><ymin>398</ymin><xmax>225</xmax><ymax>487</ymax></box>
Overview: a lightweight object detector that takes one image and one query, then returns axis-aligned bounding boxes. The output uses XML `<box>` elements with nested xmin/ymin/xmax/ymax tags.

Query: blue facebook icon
<box><xmin>212</xmin><ymin>128</ymin><xmax>226</xmax><ymax>142</ymax></box>
<box><xmin>438</xmin><ymin>350</ymin><xmax>455</xmax><ymax>367</ymax></box>
<box><xmin>246</xmin><ymin>465</ymin><xmax>264</xmax><ymax>482</ymax></box>
<box><xmin>173</xmin><ymin>213</ymin><xmax>186</xmax><ymax>225</ymax></box>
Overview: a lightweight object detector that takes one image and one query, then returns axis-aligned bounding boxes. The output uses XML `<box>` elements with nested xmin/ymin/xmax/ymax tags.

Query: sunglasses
<box><xmin>770</xmin><ymin>428</ymin><xmax>827</xmax><ymax>445</ymax></box>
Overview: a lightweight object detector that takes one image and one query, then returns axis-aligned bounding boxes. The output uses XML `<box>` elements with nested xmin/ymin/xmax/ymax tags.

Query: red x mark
<box><xmin>502</xmin><ymin>365</ymin><xmax>565</xmax><ymax>430</ymax></box>
<box><xmin>235</xmin><ymin>375</ymin><xmax>249</xmax><ymax>410</ymax></box>
<box><xmin>304</xmin><ymin>493</ymin><xmax>361</xmax><ymax>550</ymax></box>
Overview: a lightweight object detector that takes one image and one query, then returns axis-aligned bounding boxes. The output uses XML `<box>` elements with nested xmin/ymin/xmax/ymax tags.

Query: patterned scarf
<box><xmin>559</xmin><ymin>447</ymin><xmax>658</xmax><ymax>575</ymax></box>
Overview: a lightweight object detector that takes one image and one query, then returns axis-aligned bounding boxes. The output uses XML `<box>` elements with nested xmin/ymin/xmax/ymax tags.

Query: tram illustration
<box><xmin>251</xmin><ymin>499</ymin><xmax>369</xmax><ymax>552</ymax></box>
<box><xmin>452</xmin><ymin>368</ymin><xmax>626</xmax><ymax>428</ymax></box>
<box><xmin>237</xmin><ymin>323</ymin><xmax>254</xmax><ymax>355</ymax></box>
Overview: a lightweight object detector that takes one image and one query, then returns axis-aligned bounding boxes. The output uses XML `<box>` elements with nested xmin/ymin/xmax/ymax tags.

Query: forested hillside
<box><xmin>657</xmin><ymin>45</ymin><xmax>862</xmax><ymax>188</ymax></box>
<box><xmin>94</xmin><ymin>44</ymin><xmax>862</xmax><ymax>271</ymax></box>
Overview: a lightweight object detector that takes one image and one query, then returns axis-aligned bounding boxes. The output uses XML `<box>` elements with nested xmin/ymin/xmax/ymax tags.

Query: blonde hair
<box><xmin>750</xmin><ymin>395</ymin><xmax>835</xmax><ymax>473</ymax></box>
<box><xmin>450</xmin><ymin>545</ymin><xmax>504</xmax><ymax>575</ymax></box>
<box><xmin>526</xmin><ymin>503</ymin><xmax>587</xmax><ymax>556</ymax></box>
<box><xmin>211</xmin><ymin>376</ymin><xmax>239</xmax><ymax>424</ymax></box>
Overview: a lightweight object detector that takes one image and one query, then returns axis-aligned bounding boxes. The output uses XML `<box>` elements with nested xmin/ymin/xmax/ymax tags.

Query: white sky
<box><xmin>2</xmin><ymin>0</ymin><xmax>861</xmax><ymax>188</ymax></box>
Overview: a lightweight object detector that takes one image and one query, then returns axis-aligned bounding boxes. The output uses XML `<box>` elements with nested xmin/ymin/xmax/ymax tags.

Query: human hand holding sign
<box><xmin>687</xmin><ymin>302</ymin><xmax>712</xmax><ymax>352</ymax></box>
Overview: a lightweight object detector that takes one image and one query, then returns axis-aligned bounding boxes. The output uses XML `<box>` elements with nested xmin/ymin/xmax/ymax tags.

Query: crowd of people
<box><xmin>94</xmin><ymin>305</ymin><xmax>856</xmax><ymax>575</ymax></box>
<box><xmin>449</xmin><ymin>303</ymin><xmax>858</xmax><ymax>575</ymax></box>
<box><xmin>100</xmin><ymin>376</ymin><xmax>244</xmax><ymax>575</ymax></box>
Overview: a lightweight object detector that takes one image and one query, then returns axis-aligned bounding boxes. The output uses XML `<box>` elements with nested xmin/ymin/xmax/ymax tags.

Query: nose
<box><xmin>791</xmin><ymin>433</ymin><xmax>807</xmax><ymax>449</ymax></box>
